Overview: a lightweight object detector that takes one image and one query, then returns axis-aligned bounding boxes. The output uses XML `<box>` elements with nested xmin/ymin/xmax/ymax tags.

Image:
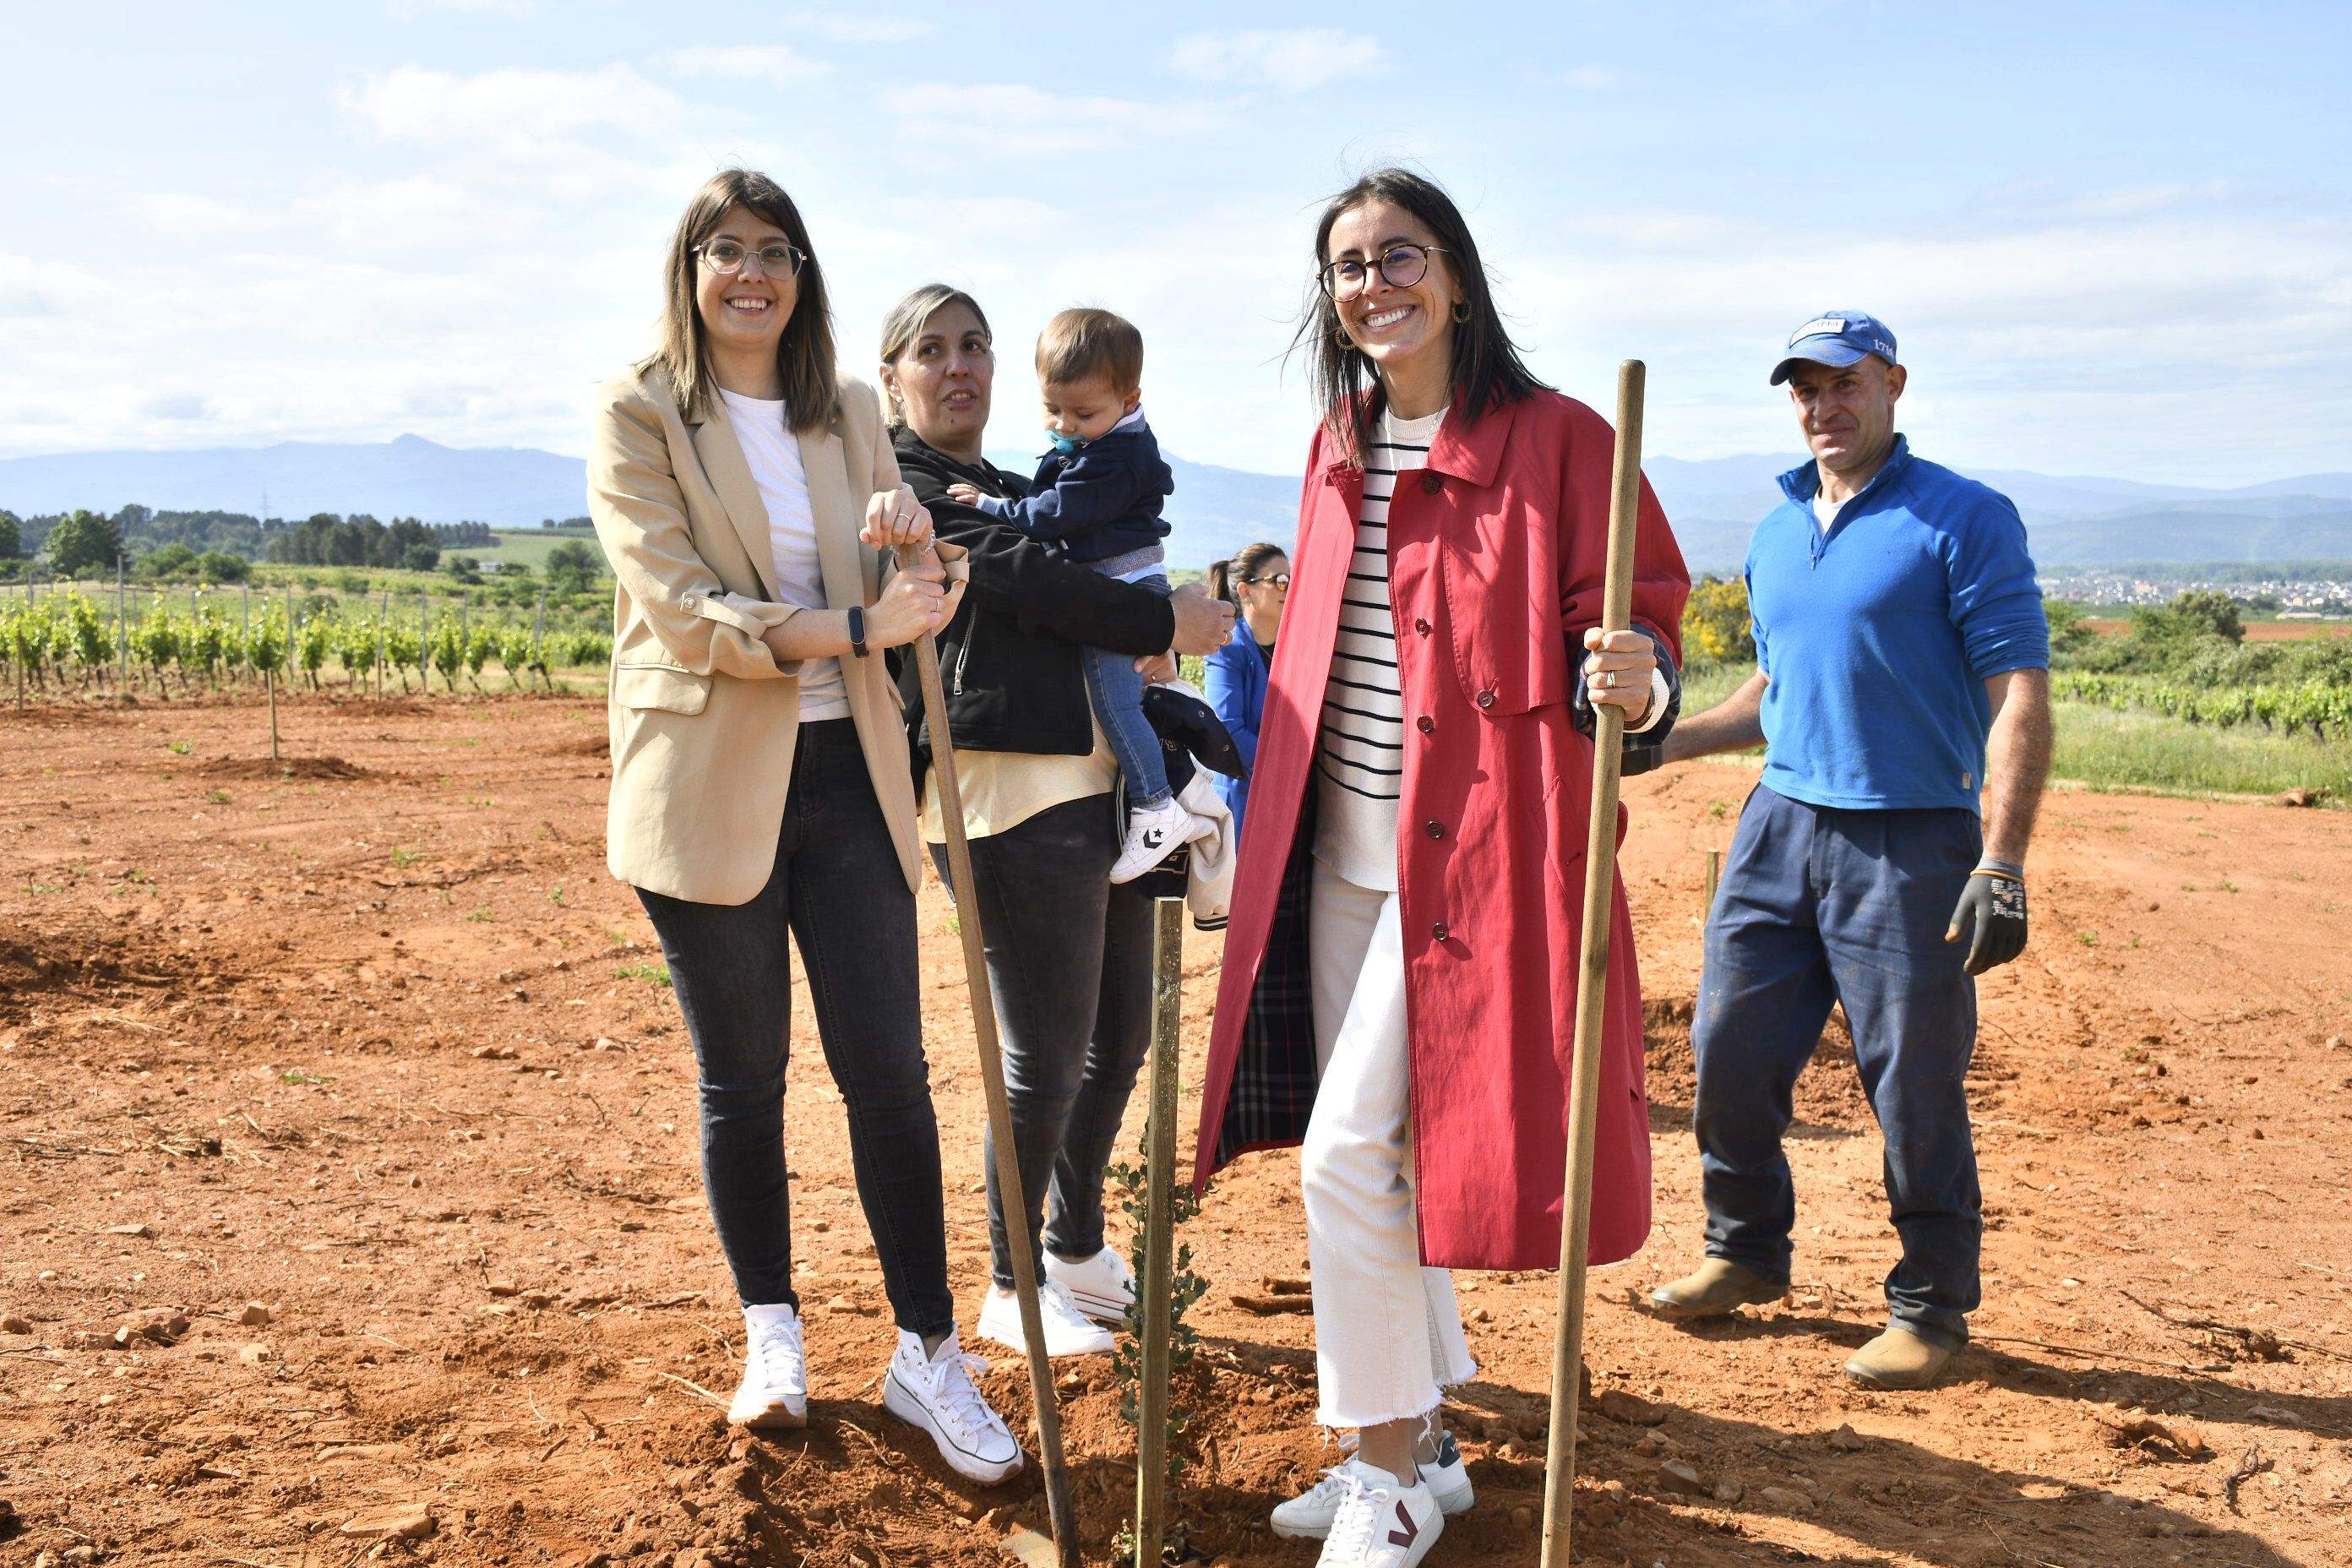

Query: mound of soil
<box><xmin>193</xmin><ymin>754</ymin><xmax>373</xmax><ymax>781</ymax></box>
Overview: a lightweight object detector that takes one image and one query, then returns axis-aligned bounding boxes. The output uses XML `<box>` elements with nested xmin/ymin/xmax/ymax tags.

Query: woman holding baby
<box><xmin>877</xmin><ymin>283</ymin><xmax>1235</xmax><ymax>1360</ymax></box>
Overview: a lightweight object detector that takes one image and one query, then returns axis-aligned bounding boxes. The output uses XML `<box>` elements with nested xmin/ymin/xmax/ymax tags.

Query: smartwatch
<box><xmin>847</xmin><ymin>605</ymin><xmax>869</xmax><ymax>659</ymax></box>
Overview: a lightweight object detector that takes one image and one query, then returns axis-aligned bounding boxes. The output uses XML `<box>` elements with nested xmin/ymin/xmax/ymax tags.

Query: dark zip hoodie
<box><xmin>890</xmin><ymin>428</ymin><xmax>1178</xmax><ymax>766</ymax></box>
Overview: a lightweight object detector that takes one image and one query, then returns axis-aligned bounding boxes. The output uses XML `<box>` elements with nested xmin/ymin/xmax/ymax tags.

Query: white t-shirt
<box><xmin>720</xmin><ymin>389</ymin><xmax>847</xmax><ymax>721</ymax></box>
<box><xmin>1313</xmin><ymin>405</ymin><xmax>1445</xmax><ymax>893</ymax></box>
<box><xmin>1811</xmin><ymin>489</ymin><xmax>1840</xmax><ymax>533</ymax></box>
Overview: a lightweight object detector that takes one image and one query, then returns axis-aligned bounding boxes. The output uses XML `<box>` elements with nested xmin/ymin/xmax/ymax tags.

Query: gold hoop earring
<box><xmin>1451</xmin><ymin>300</ymin><xmax>1471</xmax><ymax>323</ymax></box>
<box><xmin>1335</xmin><ymin>327</ymin><xmax>1354</xmax><ymax>349</ymax></box>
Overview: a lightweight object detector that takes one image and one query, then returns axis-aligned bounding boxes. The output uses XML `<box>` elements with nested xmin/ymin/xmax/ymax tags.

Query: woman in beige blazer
<box><xmin>587</xmin><ymin>168</ymin><xmax>1019</xmax><ymax>1487</ymax></box>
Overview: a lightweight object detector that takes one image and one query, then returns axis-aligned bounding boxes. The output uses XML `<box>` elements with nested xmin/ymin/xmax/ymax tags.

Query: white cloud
<box><xmin>660</xmin><ymin>45</ymin><xmax>828</xmax><ymax>88</ymax></box>
<box><xmin>141</xmin><ymin>393</ymin><xmax>210</xmax><ymax>421</ymax></box>
<box><xmin>776</xmin><ymin>12</ymin><xmax>934</xmax><ymax>44</ymax></box>
<box><xmin>1556</xmin><ymin>64</ymin><xmax>1623</xmax><ymax>90</ymax></box>
<box><xmin>881</xmin><ymin>84</ymin><xmax>1221</xmax><ymax>156</ymax></box>
<box><xmin>1168</xmin><ymin>29</ymin><xmax>1386</xmax><ymax>93</ymax></box>
<box><xmin>339</xmin><ymin>64</ymin><xmax>682</xmax><ymax>148</ymax></box>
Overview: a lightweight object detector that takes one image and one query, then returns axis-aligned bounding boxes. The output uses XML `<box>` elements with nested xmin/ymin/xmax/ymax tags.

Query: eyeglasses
<box><xmin>1240</xmin><ymin>572</ymin><xmax>1291</xmax><ymax>593</ymax></box>
<box><xmin>698</xmin><ymin>239</ymin><xmax>808</xmax><ymax>277</ymax></box>
<box><xmin>1319</xmin><ymin>243</ymin><xmax>1449</xmax><ymax>302</ymax></box>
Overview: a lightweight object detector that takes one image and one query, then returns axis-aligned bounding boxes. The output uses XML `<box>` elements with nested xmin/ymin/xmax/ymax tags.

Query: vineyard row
<box><xmin>2052</xmin><ymin>671</ymin><xmax>2350</xmax><ymax>738</ymax></box>
<box><xmin>3</xmin><ymin>590</ymin><xmax>612</xmax><ymax>701</ymax></box>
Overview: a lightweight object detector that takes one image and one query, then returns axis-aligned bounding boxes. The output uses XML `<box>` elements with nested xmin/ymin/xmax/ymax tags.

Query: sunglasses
<box><xmin>1239</xmin><ymin>573</ymin><xmax>1291</xmax><ymax>592</ymax></box>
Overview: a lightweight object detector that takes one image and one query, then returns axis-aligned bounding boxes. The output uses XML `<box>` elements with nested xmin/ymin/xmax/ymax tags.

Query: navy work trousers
<box><xmin>1693</xmin><ymin>783</ymin><xmax>1984</xmax><ymax>1349</ymax></box>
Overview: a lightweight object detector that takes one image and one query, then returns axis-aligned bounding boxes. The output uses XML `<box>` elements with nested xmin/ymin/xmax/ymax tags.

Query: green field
<box><xmin>468</xmin><ymin>529</ymin><xmax>597</xmax><ymax>570</ymax></box>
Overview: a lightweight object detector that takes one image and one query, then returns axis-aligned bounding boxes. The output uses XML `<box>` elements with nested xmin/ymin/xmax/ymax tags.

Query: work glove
<box><xmin>1946</xmin><ymin>859</ymin><xmax>2028</xmax><ymax>974</ymax></box>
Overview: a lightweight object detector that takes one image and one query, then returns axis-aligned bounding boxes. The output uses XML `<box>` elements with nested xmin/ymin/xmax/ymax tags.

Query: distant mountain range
<box><xmin>5</xmin><ymin>434</ymin><xmax>2350</xmax><ymax>574</ymax></box>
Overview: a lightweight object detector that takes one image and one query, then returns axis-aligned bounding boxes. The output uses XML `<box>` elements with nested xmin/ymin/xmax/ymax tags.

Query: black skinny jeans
<box><xmin>637</xmin><ymin>720</ymin><xmax>954</xmax><ymax>1338</ymax></box>
<box><xmin>934</xmin><ymin>793</ymin><xmax>1155</xmax><ymax>1292</ymax></box>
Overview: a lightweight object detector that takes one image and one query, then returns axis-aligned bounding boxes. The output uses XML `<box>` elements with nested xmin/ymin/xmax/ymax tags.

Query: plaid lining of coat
<box><xmin>1211</xmin><ymin>789</ymin><xmax>1320</xmax><ymax>1168</ymax></box>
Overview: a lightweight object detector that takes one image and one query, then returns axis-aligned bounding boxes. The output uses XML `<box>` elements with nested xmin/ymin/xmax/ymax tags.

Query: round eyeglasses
<box><xmin>1319</xmin><ymin>243</ymin><xmax>1449</xmax><ymax>302</ymax></box>
<box><xmin>698</xmin><ymin>239</ymin><xmax>808</xmax><ymax>277</ymax></box>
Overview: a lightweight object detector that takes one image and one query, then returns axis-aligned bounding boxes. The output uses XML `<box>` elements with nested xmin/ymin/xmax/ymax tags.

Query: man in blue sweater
<box><xmin>1649</xmin><ymin>313</ymin><xmax>2053</xmax><ymax>1390</ymax></box>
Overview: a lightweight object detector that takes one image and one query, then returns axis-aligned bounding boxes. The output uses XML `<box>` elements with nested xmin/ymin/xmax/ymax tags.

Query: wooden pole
<box><xmin>1538</xmin><ymin>360</ymin><xmax>1647</xmax><ymax>1568</ymax></box>
<box><xmin>117</xmin><ymin>556</ymin><xmax>128</xmax><ymax>691</ymax></box>
<box><xmin>1704</xmin><ymin>847</ymin><xmax>1722</xmax><ymax>916</ymax></box>
<box><xmin>1133</xmin><ymin>896</ymin><xmax>1185</xmax><ymax>1566</ymax></box>
<box><xmin>896</xmin><ymin>545</ymin><xmax>1080</xmax><ymax>1567</ymax></box>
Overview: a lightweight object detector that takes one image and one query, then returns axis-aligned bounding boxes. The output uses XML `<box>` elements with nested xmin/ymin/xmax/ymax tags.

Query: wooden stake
<box><xmin>896</xmin><ymin>545</ymin><xmax>1081</xmax><ymax>1568</ymax></box>
<box><xmin>266</xmin><ymin>667</ymin><xmax>280</xmax><ymax>765</ymax></box>
<box><xmin>1539</xmin><ymin>359</ymin><xmax>1647</xmax><ymax>1568</ymax></box>
<box><xmin>1704</xmin><ymin>847</ymin><xmax>1722</xmax><ymax>916</ymax></box>
<box><xmin>1133</xmin><ymin>896</ymin><xmax>1185</xmax><ymax>1567</ymax></box>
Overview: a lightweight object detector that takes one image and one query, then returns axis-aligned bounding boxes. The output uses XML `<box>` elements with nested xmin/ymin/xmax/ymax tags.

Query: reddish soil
<box><xmin>3</xmin><ymin>694</ymin><xmax>2347</xmax><ymax>1568</ymax></box>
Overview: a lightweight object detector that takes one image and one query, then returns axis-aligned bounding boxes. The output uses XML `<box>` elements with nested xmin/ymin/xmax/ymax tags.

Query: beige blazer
<box><xmin>586</xmin><ymin>365</ymin><xmax>920</xmax><ymax>905</ymax></box>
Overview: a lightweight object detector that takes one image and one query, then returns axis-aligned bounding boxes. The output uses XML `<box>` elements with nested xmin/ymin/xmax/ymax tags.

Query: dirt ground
<box><xmin>3</xmin><ymin>693</ymin><xmax>2347</xmax><ymax>1568</ymax></box>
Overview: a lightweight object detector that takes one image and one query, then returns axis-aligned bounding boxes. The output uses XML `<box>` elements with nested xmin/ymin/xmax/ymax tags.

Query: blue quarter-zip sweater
<box><xmin>1745</xmin><ymin>436</ymin><xmax>2048</xmax><ymax>813</ymax></box>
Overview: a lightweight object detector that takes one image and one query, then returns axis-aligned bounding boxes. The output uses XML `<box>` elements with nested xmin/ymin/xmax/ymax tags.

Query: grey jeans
<box><xmin>933</xmin><ymin>793</ymin><xmax>1154</xmax><ymax>1290</ymax></box>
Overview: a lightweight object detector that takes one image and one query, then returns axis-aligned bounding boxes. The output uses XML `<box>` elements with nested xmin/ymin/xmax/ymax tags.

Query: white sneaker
<box><xmin>1109</xmin><ymin>797</ymin><xmax>1206</xmax><ymax>884</ymax></box>
<box><xmin>1044</xmin><ymin>1245</ymin><xmax>1135</xmax><ymax>1324</ymax></box>
<box><xmin>880</xmin><ymin>1326</ymin><xmax>1024</xmax><ymax>1485</ymax></box>
<box><xmin>1271</xmin><ymin>1428</ymin><xmax>1474</xmax><ymax>1540</ymax></box>
<box><xmin>977</xmin><ymin>1281</ymin><xmax>1115</xmax><ymax>1358</ymax></box>
<box><xmin>728</xmin><ymin>1303</ymin><xmax>807</xmax><ymax>1429</ymax></box>
<box><xmin>1311</xmin><ymin>1459</ymin><xmax>1442</xmax><ymax>1567</ymax></box>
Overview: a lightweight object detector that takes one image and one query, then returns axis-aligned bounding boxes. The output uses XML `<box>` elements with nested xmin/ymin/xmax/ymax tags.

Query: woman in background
<box><xmin>1202</xmin><ymin>542</ymin><xmax>1288</xmax><ymax>839</ymax></box>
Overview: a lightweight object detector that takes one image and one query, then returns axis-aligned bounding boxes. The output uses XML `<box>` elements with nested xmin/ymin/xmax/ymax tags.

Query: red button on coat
<box><xmin>1416</xmin><ymin>716</ymin><xmax>1434</xmax><ymax>732</ymax></box>
<box><xmin>1419</xmin><ymin>472</ymin><xmax>1442</xmax><ymax>495</ymax></box>
<box><xmin>1431</xmin><ymin>921</ymin><xmax>1449</xmax><ymax>941</ymax></box>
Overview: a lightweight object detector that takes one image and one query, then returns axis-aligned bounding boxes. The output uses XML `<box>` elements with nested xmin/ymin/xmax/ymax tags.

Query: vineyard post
<box><xmin>377</xmin><ymin>590</ymin><xmax>389</xmax><ymax>697</ymax></box>
<box><xmin>533</xmin><ymin>585</ymin><xmax>547</xmax><ymax>692</ymax></box>
<box><xmin>116</xmin><ymin>554</ymin><xmax>128</xmax><ymax>692</ymax></box>
<box><xmin>1704</xmin><ymin>848</ymin><xmax>1722</xmax><ymax>917</ymax></box>
<box><xmin>241</xmin><ymin>584</ymin><xmax>251</xmax><ymax>686</ymax></box>
<box><xmin>459</xmin><ymin>591</ymin><xmax>469</xmax><ymax>695</ymax></box>
<box><xmin>1133</xmin><ymin>896</ymin><xmax>1185</xmax><ymax>1568</ymax></box>
<box><xmin>419</xmin><ymin>589</ymin><xmax>428</xmax><ymax>692</ymax></box>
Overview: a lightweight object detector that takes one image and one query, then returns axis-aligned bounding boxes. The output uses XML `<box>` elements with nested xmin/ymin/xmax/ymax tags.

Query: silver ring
<box><xmin>896</xmin><ymin>509</ymin><xmax>912</xmax><ymax>525</ymax></box>
<box><xmin>1602</xmin><ymin>670</ymin><xmax>1616</xmax><ymax>689</ymax></box>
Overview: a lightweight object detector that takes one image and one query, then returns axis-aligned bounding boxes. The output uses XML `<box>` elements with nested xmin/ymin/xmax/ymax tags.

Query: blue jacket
<box><xmin>1746</xmin><ymin>435</ymin><xmax>2049</xmax><ymax>813</ymax></box>
<box><xmin>1201</xmin><ymin>618</ymin><xmax>1268</xmax><ymax>833</ymax></box>
<box><xmin>977</xmin><ymin>417</ymin><xmax>1173</xmax><ymax>565</ymax></box>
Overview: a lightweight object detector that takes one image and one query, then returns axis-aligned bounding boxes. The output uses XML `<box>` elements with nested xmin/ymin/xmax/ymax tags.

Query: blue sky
<box><xmin>4</xmin><ymin>2</ymin><xmax>2347</xmax><ymax>486</ymax></box>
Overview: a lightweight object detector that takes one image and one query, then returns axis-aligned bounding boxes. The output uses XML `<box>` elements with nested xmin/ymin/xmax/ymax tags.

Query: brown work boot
<box><xmin>1647</xmin><ymin>1259</ymin><xmax>1788</xmax><ymax>1319</ymax></box>
<box><xmin>1842</xmin><ymin>1326</ymin><xmax>1955</xmax><ymax>1389</ymax></box>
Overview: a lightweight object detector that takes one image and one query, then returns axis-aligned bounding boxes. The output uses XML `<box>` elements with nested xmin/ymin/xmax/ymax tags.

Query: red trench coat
<box><xmin>1191</xmin><ymin>389</ymin><xmax>1690</xmax><ymax>1271</ymax></box>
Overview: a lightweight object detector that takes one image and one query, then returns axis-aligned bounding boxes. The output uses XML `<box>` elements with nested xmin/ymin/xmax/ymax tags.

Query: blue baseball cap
<box><xmin>1770</xmin><ymin>312</ymin><xmax>1897</xmax><ymax>384</ymax></box>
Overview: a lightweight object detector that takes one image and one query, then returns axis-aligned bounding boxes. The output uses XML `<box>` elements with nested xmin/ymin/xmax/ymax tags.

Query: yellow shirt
<box><xmin>921</xmin><ymin>717</ymin><xmax>1119</xmax><ymax>844</ymax></box>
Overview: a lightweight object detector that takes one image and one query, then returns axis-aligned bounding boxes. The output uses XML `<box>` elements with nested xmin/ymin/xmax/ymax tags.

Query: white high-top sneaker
<box><xmin>1271</xmin><ymin>1424</ymin><xmax>1474</xmax><ymax>1539</ymax></box>
<box><xmin>728</xmin><ymin>1303</ymin><xmax>808</xmax><ymax>1429</ymax></box>
<box><xmin>880</xmin><ymin>1326</ymin><xmax>1023</xmax><ymax>1486</ymax></box>
<box><xmin>977</xmin><ymin>1281</ymin><xmax>1114</xmax><ymax>1358</ymax></box>
<box><xmin>1044</xmin><ymin>1245</ymin><xmax>1135</xmax><ymax>1324</ymax></box>
<box><xmin>1313</xmin><ymin>1458</ymin><xmax>1442</xmax><ymax>1568</ymax></box>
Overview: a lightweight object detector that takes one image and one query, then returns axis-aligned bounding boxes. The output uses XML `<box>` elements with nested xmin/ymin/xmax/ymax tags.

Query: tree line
<box><xmin>0</xmin><ymin>504</ymin><xmax>503</xmax><ymax>578</ymax></box>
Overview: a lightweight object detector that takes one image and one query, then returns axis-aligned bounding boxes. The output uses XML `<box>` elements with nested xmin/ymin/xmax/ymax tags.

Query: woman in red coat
<box><xmin>1192</xmin><ymin>169</ymin><xmax>1690</xmax><ymax>1566</ymax></box>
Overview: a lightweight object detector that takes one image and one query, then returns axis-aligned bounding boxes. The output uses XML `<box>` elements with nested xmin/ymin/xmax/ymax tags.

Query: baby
<box><xmin>947</xmin><ymin>307</ymin><xmax>1202</xmax><ymax>882</ymax></box>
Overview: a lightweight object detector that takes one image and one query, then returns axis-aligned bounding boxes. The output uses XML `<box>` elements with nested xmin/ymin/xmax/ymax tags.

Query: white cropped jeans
<box><xmin>1303</xmin><ymin>855</ymin><xmax>1479</xmax><ymax>1429</ymax></box>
